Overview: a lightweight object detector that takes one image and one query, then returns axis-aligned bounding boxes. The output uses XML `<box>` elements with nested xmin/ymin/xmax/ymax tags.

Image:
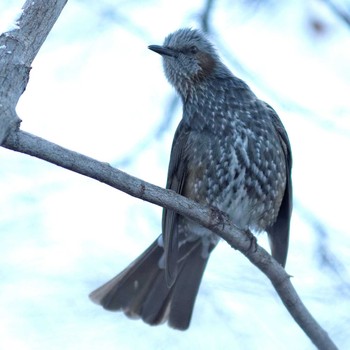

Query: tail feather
<box><xmin>90</xmin><ymin>241</ymin><xmax>163</xmax><ymax>313</ymax></box>
<box><xmin>169</xmin><ymin>243</ymin><xmax>210</xmax><ymax>329</ymax></box>
<box><xmin>139</xmin><ymin>272</ymin><xmax>173</xmax><ymax>325</ymax></box>
<box><xmin>89</xmin><ymin>237</ymin><xmax>212</xmax><ymax>330</ymax></box>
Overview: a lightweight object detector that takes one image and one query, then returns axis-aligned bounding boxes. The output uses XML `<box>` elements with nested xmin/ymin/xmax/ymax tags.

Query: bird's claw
<box><xmin>244</xmin><ymin>229</ymin><xmax>257</xmax><ymax>253</ymax></box>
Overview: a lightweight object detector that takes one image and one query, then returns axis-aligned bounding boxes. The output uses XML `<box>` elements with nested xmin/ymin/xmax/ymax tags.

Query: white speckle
<box><xmin>133</xmin><ymin>280</ymin><xmax>139</xmax><ymax>290</ymax></box>
<box><xmin>0</xmin><ymin>45</ymin><xmax>6</xmax><ymax>49</ymax></box>
<box><xmin>6</xmin><ymin>51</ymin><xmax>12</xmax><ymax>54</ymax></box>
<box><xmin>157</xmin><ymin>235</ymin><xmax>163</xmax><ymax>247</ymax></box>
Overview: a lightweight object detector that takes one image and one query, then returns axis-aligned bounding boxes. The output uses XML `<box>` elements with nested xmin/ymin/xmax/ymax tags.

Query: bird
<box><xmin>89</xmin><ymin>28</ymin><xmax>292</xmax><ymax>330</ymax></box>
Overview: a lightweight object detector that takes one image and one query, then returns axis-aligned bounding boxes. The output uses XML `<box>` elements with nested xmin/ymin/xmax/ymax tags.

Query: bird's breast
<box><xmin>181</xmin><ymin>122</ymin><xmax>286</xmax><ymax>232</ymax></box>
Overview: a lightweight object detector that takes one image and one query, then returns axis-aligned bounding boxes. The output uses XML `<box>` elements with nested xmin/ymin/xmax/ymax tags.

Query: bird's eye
<box><xmin>189</xmin><ymin>45</ymin><xmax>198</xmax><ymax>54</ymax></box>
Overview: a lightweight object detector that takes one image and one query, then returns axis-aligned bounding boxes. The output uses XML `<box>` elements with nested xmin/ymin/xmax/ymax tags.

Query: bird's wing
<box><xmin>162</xmin><ymin>120</ymin><xmax>191</xmax><ymax>287</ymax></box>
<box><xmin>265</xmin><ymin>103</ymin><xmax>293</xmax><ymax>267</ymax></box>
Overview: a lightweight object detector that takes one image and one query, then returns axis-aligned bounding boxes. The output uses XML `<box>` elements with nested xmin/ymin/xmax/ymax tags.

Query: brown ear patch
<box><xmin>196</xmin><ymin>52</ymin><xmax>216</xmax><ymax>81</ymax></box>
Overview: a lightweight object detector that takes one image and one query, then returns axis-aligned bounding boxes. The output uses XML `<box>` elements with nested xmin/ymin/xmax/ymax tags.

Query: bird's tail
<box><xmin>89</xmin><ymin>237</ymin><xmax>211</xmax><ymax>330</ymax></box>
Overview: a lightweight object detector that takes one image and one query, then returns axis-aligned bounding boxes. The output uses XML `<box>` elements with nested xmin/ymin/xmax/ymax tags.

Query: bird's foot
<box><xmin>243</xmin><ymin>229</ymin><xmax>257</xmax><ymax>253</ymax></box>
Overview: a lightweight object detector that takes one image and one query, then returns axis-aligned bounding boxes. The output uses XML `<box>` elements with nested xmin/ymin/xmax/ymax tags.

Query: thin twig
<box><xmin>200</xmin><ymin>0</ymin><xmax>215</xmax><ymax>33</ymax></box>
<box><xmin>321</xmin><ymin>0</ymin><xmax>350</xmax><ymax>28</ymax></box>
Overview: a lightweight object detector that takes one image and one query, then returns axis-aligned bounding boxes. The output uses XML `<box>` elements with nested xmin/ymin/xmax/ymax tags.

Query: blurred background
<box><xmin>0</xmin><ymin>0</ymin><xmax>349</xmax><ymax>349</ymax></box>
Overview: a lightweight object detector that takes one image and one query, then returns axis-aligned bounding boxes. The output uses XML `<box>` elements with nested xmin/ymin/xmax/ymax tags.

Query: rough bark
<box><xmin>0</xmin><ymin>0</ymin><xmax>67</xmax><ymax>144</ymax></box>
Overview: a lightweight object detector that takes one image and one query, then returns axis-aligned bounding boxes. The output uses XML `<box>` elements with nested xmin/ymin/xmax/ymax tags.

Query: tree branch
<box><xmin>2</xmin><ymin>129</ymin><xmax>338</xmax><ymax>350</ymax></box>
<box><xmin>0</xmin><ymin>0</ymin><xmax>67</xmax><ymax>144</ymax></box>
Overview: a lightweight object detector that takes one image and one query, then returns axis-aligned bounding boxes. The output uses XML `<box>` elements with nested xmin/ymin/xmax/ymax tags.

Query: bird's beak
<box><xmin>148</xmin><ymin>45</ymin><xmax>177</xmax><ymax>57</ymax></box>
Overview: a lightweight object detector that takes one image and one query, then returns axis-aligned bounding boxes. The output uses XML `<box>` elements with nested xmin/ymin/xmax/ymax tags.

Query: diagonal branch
<box><xmin>3</xmin><ymin>129</ymin><xmax>338</xmax><ymax>350</ymax></box>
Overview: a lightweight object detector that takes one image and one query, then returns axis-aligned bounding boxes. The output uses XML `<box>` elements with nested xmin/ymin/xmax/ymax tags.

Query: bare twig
<box><xmin>200</xmin><ymin>0</ymin><xmax>216</xmax><ymax>33</ymax></box>
<box><xmin>3</xmin><ymin>129</ymin><xmax>338</xmax><ymax>350</ymax></box>
<box><xmin>295</xmin><ymin>200</ymin><xmax>350</xmax><ymax>296</ymax></box>
<box><xmin>321</xmin><ymin>0</ymin><xmax>350</xmax><ymax>28</ymax></box>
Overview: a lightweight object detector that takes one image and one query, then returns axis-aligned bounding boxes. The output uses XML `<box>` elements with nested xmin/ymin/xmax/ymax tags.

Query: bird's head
<box><xmin>148</xmin><ymin>28</ymin><xmax>230</xmax><ymax>96</ymax></box>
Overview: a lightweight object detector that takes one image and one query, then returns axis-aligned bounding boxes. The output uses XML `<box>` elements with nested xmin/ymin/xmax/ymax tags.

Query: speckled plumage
<box><xmin>90</xmin><ymin>28</ymin><xmax>292</xmax><ymax>331</ymax></box>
